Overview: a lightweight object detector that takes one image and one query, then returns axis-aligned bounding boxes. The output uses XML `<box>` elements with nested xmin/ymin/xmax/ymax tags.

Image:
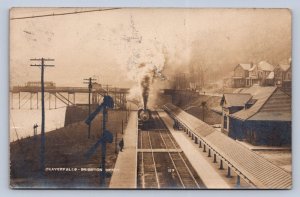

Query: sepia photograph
<box><xmin>9</xmin><ymin>8</ymin><xmax>292</xmax><ymax>189</ymax></box>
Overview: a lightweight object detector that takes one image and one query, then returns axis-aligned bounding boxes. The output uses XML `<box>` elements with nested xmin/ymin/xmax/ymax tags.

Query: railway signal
<box><xmin>85</xmin><ymin>95</ymin><xmax>114</xmax><ymax>186</ymax></box>
<box><xmin>83</xmin><ymin>77</ymin><xmax>96</xmax><ymax>138</ymax></box>
<box><xmin>30</xmin><ymin>58</ymin><xmax>55</xmax><ymax>176</ymax></box>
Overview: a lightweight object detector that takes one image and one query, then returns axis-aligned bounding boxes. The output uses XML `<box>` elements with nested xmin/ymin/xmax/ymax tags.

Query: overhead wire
<box><xmin>10</xmin><ymin>8</ymin><xmax>121</xmax><ymax>20</ymax></box>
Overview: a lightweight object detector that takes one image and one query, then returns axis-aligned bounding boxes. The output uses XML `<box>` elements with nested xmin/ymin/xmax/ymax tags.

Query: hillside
<box><xmin>10</xmin><ymin>110</ymin><xmax>128</xmax><ymax>188</ymax></box>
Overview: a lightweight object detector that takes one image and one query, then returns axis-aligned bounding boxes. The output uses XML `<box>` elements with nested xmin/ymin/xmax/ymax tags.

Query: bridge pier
<box><xmin>18</xmin><ymin>92</ymin><xmax>20</xmax><ymax>109</ymax></box>
<box><xmin>11</xmin><ymin>92</ymin><xmax>14</xmax><ymax>109</ymax></box>
<box><xmin>73</xmin><ymin>93</ymin><xmax>75</xmax><ymax>104</ymax></box>
<box><xmin>203</xmin><ymin>144</ymin><xmax>206</xmax><ymax>152</ymax></box>
<box><xmin>30</xmin><ymin>93</ymin><xmax>32</xmax><ymax>110</ymax></box>
<box><xmin>92</xmin><ymin>92</ymin><xmax>98</xmax><ymax>104</ymax></box>
<box><xmin>208</xmin><ymin>148</ymin><xmax>211</xmax><ymax>157</ymax></box>
<box><xmin>49</xmin><ymin>93</ymin><xmax>51</xmax><ymax>109</ymax></box>
<box><xmin>194</xmin><ymin>137</ymin><xmax>198</xmax><ymax>144</ymax></box>
<box><xmin>199</xmin><ymin>140</ymin><xmax>202</xmax><ymax>148</ymax></box>
<box><xmin>55</xmin><ymin>93</ymin><xmax>57</xmax><ymax>109</ymax></box>
<box><xmin>36</xmin><ymin>92</ymin><xmax>38</xmax><ymax>109</ymax></box>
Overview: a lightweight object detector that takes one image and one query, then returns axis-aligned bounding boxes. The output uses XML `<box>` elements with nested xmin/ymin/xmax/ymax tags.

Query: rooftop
<box><xmin>277</xmin><ymin>64</ymin><xmax>291</xmax><ymax>72</ymax></box>
<box><xmin>221</xmin><ymin>93</ymin><xmax>252</xmax><ymax>107</ymax></box>
<box><xmin>257</xmin><ymin>61</ymin><xmax>274</xmax><ymax>71</ymax></box>
<box><xmin>238</xmin><ymin>63</ymin><xmax>252</xmax><ymax>71</ymax></box>
<box><xmin>164</xmin><ymin>103</ymin><xmax>292</xmax><ymax>189</ymax></box>
<box><xmin>230</xmin><ymin>86</ymin><xmax>291</xmax><ymax>121</ymax></box>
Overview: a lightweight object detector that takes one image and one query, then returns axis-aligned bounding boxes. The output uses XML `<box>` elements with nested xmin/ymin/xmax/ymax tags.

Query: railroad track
<box><xmin>137</xmin><ymin>111</ymin><xmax>203</xmax><ymax>189</ymax></box>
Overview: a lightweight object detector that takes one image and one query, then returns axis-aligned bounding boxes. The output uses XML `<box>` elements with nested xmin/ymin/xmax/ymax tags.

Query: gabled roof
<box><xmin>257</xmin><ymin>61</ymin><xmax>274</xmax><ymax>71</ymax></box>
<box><xmin>267</xmin><ymin>71</ymin><xmax>274</xmax><ymax>79</ymax></box>
<box><xmin>237</xmin><ymin>63</ymin><xmax>252</xmax><ymax>71</ymax></box>
<box><xmin>221</xmin><ymin>93</ymin><xmax>252</xmax><ymax>107</ymax></box>
<box><xmin>211</xmin><ymin>106</ymin><xmax>223</xmax><ymax>114</ymax></box>
<box><xmin>277</xmin><ymin>64</ymin><xmax>291</xmax><ymax>72</ymax></box>
<box><xmin>230</xmin><ymin>86</ymin><xmax>291</xmax><ymax>121</ymax></box>
<box><xmin>249</xmin><ymin>64</ymin><xmax>257</xmax><ymax>71</ymax></box>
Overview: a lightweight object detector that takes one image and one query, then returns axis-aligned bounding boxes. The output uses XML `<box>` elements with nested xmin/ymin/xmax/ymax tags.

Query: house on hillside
<box><xmin>220</xmin><ymin>86</ymin><xmax>291</xmax><ymax>146</ymax></box>
<box><xmin>246</xmin><ymin>61</ymin><xmax>275</xmax><ymax>87</ymax></box>
<box><xmin>274</xmin><ymin>64</ymin><xmax>292</xmax><ymax>94</ymax></box>
<box><xmin>232</xmin><ymin>63</ymin><xmax>252</xmax><ymax>88</ymax></box>
<box><xmin>230</xmin><ymin>61</ymin><xmax>276</xmax><ymax>88</ymax></box>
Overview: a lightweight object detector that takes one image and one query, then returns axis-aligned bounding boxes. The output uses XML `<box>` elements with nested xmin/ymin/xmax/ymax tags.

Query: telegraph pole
<box><xmin>102</xmin><ymin>84</ymin><xmax>111</xmax><ymax>96</ymax></box>
<box><xmin>30</xmin><ymin>58</ymin><xmax>55</xmax><ymax>176</ymax></box>
<box><xmin>83</xmin><ymin>77</ymin><xmax>96</xmax><ymax>138</ymax></box>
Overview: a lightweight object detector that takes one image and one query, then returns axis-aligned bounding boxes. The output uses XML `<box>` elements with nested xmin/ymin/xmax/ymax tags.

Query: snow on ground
<box><xmin>9</xmin><ymin>92</ymin><xmax>91</xmax><ymax>142</ymax></box>
<box><xmin>10</xmin><ymin>107</ymin><xmax>66</xmax><ymax>142</ymax></box>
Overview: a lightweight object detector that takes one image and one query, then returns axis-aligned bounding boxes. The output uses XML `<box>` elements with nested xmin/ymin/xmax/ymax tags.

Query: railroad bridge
<box><xmin>10</xmin><ymin>82</ymin><xmax>129</xmax><ymax>110</ymax></box>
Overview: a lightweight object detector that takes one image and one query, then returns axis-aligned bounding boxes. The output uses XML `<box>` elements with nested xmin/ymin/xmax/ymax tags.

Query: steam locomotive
<box><xmin>138</xmin><ymin>108</ymin><xmax>153</xmax><ymax>129</ymax></box>
<box><xmin>138</xmin><ymin>108</ymin><xmax>151</xmax><ymax>122</ymax></box>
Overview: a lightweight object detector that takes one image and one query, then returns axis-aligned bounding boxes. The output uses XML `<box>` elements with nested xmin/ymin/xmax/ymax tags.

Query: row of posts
<box><xmin>179</xmin><ymin>122</ymin><xmax>241</xmax><ymax>188</ymax></box>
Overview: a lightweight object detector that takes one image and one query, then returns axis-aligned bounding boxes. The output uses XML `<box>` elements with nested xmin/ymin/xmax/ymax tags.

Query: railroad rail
<box><xmin>137</xmin><ymin>111</ymin><xmax>203</xmax><ymax>189</ymax></box>
<box><xmin>163</xmin><ymin>103</ymin><xmax>292</xmax><ymax>189</ymax></box>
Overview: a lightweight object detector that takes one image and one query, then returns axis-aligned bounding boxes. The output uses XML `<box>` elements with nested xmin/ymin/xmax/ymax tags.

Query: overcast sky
<box><xmin>10</xmin><ymin>8</ymin><xmax>291</xmax><ymax>87</ymax></box>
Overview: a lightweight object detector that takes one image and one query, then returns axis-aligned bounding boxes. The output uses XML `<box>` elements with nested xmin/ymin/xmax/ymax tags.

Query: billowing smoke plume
<box><xmin>141</xmin><ymin>75</ymin><xmax>150</xmax><ymax>109</ymax></box>
<box><xmin>115</xmin><ymin>17</ymin><xmax>166</xmax><ymax>109</ymax></box>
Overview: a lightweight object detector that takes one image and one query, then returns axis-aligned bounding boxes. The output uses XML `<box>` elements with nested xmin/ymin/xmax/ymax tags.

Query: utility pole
<box><xmin>102</xmin><ymin>84</ymin><xmax>111</xmax><ymax>96</ymax></box>
<box><xmin>83</xmin><ymin>77</ymin><xmax>96</xmax><ymax>139</ymax></box>
<box><xmin>201</xmin><ymin>101</ymin><xmax>207</xmax><ymax>122</ymax></box>
<box><xmin>30</xmin><ymin>58</ymin><xmax>54</xmax><ymax>176</ymax></box>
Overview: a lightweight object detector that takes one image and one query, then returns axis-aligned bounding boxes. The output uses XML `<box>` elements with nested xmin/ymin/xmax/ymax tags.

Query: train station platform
<box><xmin>109</xmin><ymin>112</ymin><xmax>138</xmax><ymax>189</ymax></box>
<box><xmin>163</xmin><ymin>103</ymin><xmax>292</xmax><ymax>189</ymax></box>
<box><xmin>158</xmin><ymin>111</ymin><xmax>231</xmax><ymax>189</ymax></box>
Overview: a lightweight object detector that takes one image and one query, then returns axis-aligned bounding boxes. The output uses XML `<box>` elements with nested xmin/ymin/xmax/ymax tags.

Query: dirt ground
<box><xmin>171</xmin><ymin>91</ymin><xmax>222</xmax><ymax>125</ymax></box>
<box><xmin>10</xmin><ymin>109</ymin><xmax>128</xmax><ymax>188</ymax></box>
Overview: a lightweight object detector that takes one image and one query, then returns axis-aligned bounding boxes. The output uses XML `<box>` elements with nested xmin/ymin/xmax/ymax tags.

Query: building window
<box><xmin>287</xmin><ymin>72</ymin><xmax>291</xmax><ymax>80</ymax></box>
<box><xmin>224</xmin><ymin>115</ymin><xmax>227</xmax><ymax>129</ymax></box>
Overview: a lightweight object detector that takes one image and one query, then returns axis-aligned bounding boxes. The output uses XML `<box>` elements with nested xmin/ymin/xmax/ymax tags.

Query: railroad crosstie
<box><xmin>137</xmin><ymin>111</ymin><xmax>204</xmax><ymax>189</ymax></box>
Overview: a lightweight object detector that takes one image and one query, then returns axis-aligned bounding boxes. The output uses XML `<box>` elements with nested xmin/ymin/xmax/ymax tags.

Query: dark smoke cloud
<box><xmin>141</xmin><ymin>75</ymin><xmax>150</xmax><ymax>110</ymax></box>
